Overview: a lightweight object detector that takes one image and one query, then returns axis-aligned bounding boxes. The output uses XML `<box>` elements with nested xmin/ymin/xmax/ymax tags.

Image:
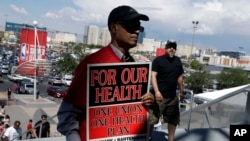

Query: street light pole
<box><xmin>191</xmin><ymin>21</ymin><xmax>199</xmax><ymax>58</ymax></box>
<box><xmin>33</xmin><ymin>21</ymin><xmax>38</xmax><ymax>100</ymax></box>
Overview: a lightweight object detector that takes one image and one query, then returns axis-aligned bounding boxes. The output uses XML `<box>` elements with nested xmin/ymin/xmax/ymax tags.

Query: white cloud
<box><xmin>39</xmin><ymin>0</ymin><xmax>250</xmax><ymax>37</ymax></box>
<box><xmin>10</xmin><ymin>4</ymin><xmax>28</xmax><ymax>15</ymax></box>
<box><xmin>45</xmin><ymin>12</ymin><xmax>61</xmax><ymax>19</ymax></box>
<box><xmin>193</xmin><ymin>0</ymin><xmax>224</xmax><ymax>12</ymax></box>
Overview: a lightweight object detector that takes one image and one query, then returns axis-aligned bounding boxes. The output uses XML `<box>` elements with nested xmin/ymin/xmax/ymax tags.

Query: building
<box><xmin>52</xmin><ymin>31</ymin><xmax>77</xmax><ymax>44</ymax></box>
<box><xmin>2</xmin><ymin>22</ymin><xmax>46</xmax><ymax>45</ymax></box>
<box><xmin>99</xmin><ymin>27</ymin><xmax>111</xmax><ymax>46</ymax></box>
<box><xmin>87</xmin><ymin>25</ymin><xmax>99</xmax><ymax>45</ymax></box>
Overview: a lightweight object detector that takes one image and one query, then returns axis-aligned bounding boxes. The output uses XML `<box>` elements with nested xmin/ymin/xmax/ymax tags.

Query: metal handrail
<box><xmin>185</xmin><ymin>89</ymin><xmax>194</xmax><ymax>132</ymax></box>
<box><xmin>11</xmin><ymin>114</ymin><xmax>58</xmax><ymax>141</ymax></box>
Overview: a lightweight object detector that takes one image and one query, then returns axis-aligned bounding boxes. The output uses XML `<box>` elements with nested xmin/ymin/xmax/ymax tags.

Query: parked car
<box><xmin>8</xmin><ymin>74</ymin><xmax>24</xmax><ymax>82</ymax></box>
<box><xmin>18</xmin><ymin>82</ymin><xmax>39</xmax><ymax>94</ymax></box>
<box><xmin>47</xmin><ymin>86</ymin><xmax>66</xmax><ymax>98</ymax></box>
<box><xmin>21</xmin><ymin>78</ymin><xmax>39</xmax><ymax>85</ymax></box>
<box><xmin>1</xmin><ymin>67</ymin><xmax>10</xmax><ymax>74</ymax></box>
<box><xmin>62</xmin><ymin>75</ymin><xmax>73</xmax><ymax>86</ymax></box>
<box><xmin>48</xmin><ymin>77</ymin><xmax>63</xmax><ymax>85</ymax></box>
<box><xmin>1</xmin><ymin>62</ymin><xmax>9</xmax><ymax>69</ymax></box>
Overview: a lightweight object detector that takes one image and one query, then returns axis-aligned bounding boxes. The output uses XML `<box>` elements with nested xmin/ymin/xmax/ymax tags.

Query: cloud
<box><xmin>41</xmin><ymin>0</ymin><xmax>250</xmax><ymax>38</ymax></box>
<box><xmin>193</xmin><ymin>0</ymin><xmax>224</xmax><ymax>12</ymax></box>
<box><xmin>10</xmin><ymin>4</ymin><xmax>28</xmax><ymax>15</ymax></box>
<box><xmin>44</xmin><ymin>12</ymin><xmax>61</xmax><ymax>19</ymax></box>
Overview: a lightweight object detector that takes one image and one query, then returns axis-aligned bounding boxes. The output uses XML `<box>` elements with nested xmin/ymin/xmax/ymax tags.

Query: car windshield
<box><xmin>23</xmin><ymin>79</ymin><xmax>31</xmax><ymax>82</ymax></box>
<box><xmin>55</xmin><ymin>88</ymin><xmax>64</xmax><ymax>92</ymax></box>
<box><xmin>26</xmin><ymin>85</ymin><xmax>34</xmax><ymax>88</ymax></box>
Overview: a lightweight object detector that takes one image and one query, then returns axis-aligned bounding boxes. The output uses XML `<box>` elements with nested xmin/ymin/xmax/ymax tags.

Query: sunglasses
<box><xmin>166</xmin><ymin>45</ymin><xmax>176</xmax><ymax>50</ymax></box>
<box><xmin>118</xmin><ymin>20</ymin><xmax>143</xmax><ymax>33</ymax></box>
<box><xmin>166</xmin><ymin>40</ymin><xmax>177</xmax><ymax>50</ymax></box>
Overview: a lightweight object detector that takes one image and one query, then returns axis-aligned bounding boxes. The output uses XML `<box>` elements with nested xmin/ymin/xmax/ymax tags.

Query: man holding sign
<box><xmin>57</xmin><ymin>5</ymin><xmax>154</xmax><ymax>141</ymax></box>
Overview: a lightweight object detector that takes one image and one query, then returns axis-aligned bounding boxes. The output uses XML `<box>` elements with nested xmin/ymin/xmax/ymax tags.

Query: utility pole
<box><xmin>189</xmin><ymin>21</ymin><xmax>199</xmax><ymax>69</ymax></box>
<box><xmin>191</xmin><ymin>21</ymin><xmax>199</xmax><ymax>58</ymax></box>
<box><xmin>33</xmin><ymin>21</ymin><xmax>38</xmax><ymax>100</ymax></box>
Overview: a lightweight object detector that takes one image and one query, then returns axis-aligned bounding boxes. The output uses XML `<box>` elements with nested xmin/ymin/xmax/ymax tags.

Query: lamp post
<box><xmin>191</xmin><ymin>21</ymin><xmax>199</xmax><ymax>58</ymax></box>
<box><xmin>33</xmin><ymin>20</ymin><xmax>38</xmax><ymax>100</ymax></box>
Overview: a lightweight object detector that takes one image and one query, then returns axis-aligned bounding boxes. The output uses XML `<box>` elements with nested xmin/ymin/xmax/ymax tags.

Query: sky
<box><xmin>0</xmin><ymin>0</ymin><xmax>250</xmax><ymax>54</ymax></box>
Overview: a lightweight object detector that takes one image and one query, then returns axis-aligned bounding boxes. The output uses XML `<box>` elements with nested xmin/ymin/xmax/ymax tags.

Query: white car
<box><xmin>48</xmin><ymin>77</ymin><xmax>63</xmax><ymax>85</ymax></box>
<box><xmin>19</xmin><ymin>82</ymin><xmax>39</xmax><ymax>94</ymax></box>
<box><xmin>8</xmin><ymin>74</ymin><xmax>36</xmax><ymax>83</ymax></box>
<box><xmin>8</xmin><ymin>74</ymin><xmax>24</xmax><ymax>82</ymax></box>
<box><xmin>62</xmin><ymin>77</ymin><xmax>72</xmax><ymax>86</ymax></box>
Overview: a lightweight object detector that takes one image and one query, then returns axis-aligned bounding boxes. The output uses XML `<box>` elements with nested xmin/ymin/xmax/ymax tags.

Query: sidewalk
<box><xmin>4</xmin><ymin>94</ymin><xmax>63</xmax><ymax>139</ymax></box>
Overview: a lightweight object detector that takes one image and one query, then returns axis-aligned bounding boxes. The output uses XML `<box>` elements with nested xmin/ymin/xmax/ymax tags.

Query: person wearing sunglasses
<box><xmin>149</xmin><ymin>40</ymin><xmax>184</xmax><ymax>141</ymax></box>
<box><xmin>57</xmin><ymin>5</ymin><xmax>155</xmax><ymax>141</ymax></box>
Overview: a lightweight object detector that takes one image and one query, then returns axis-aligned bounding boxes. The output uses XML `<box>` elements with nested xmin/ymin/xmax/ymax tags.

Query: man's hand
<box><xmin>179</xmin><ymin>93</ymin><xmax>184</xmax><ymax>102</ymax></box>
<box><xmin>155</xmin><ymin>91</ymin><xmax>163</xmax><ymax>102</ymax></box>
<box><xmin>141</xmin><ymin>93</ymin><xmax>155</xmax><ymax>106</ymax></box>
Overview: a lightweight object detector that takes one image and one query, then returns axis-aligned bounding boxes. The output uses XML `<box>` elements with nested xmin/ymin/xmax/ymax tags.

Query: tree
<box><xmin>57</xmin><ymin>53</ymin><xmax>78</xmax><ymax>75</ymax></box>
<box><xmin>190</xmin><ymin>59</ymin><xmax>204</xmax><ymax>70</ymax></box>
<box><xmin>73</xmin><ymin>43</ymin><xmax>88</xmax><ymax>63</ymax></box>
<box><xmin>185</xmin><ymin>60</ymin><xmax>212</xmax><ymax>94</ymax></box>
<box><xmin>216</xmin><ymin>67</ymin><xmax>250</xmax><ymax>90</ymax></box>
<box><xmin>184</xmin><ymin>70</ymin><xmax>212</xmax><ymax>94</ymax></box>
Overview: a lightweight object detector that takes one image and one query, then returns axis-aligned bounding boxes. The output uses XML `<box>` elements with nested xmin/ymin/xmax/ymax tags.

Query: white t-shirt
<box><xmin>0</xmin><ymin>109</ymin><xmax>5</xmax><ymax>116</ymax></box>
<box><xmin>4</xmin><ymin>126</ymin><xmax>22</xmax><ymax>141</ymax></box>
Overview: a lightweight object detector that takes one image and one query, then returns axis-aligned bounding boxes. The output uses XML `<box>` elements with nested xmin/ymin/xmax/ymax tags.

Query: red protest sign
<box><xmin>87</xmin><ymin>62</ymin><xmax>151</xmax><ymax>141</ymax></box>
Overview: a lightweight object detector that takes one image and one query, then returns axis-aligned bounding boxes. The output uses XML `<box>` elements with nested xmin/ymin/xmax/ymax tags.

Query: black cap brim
<box><xmin>123</xmin><ymin>13</ymin><xmax>149</xmax><ymax>21</ymax></box>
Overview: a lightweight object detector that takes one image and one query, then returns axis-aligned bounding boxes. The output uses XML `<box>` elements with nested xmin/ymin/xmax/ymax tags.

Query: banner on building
<box><xmin>18</xmin><ymin>28</ymin><xmax>47</xmax><ymax>75</ymax></box>
<box><xmin>87</xmin><ymin>62</ymin><xmax>151</xmax><ymax>141</ymax></box>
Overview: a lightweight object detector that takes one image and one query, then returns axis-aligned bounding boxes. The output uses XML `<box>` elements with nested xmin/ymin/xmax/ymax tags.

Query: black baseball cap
<box><xmin>166</xmin><ymin>40</ymin><xmax>177</xmax><ymax>49</ymax></box>
<box><xmin>108</xmin><ymin>5</ymin><xmax>149</xmax><ymax>27</ymax></box>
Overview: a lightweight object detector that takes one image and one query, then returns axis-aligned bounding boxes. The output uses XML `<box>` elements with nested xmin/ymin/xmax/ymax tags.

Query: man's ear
<box><xmin>110</xmin><ymin>23</ymin><xmax>117</xmax><ymax>32</ymax></box>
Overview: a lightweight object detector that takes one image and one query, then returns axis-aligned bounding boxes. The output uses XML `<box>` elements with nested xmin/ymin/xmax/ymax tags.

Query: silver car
<box><xmin>19</xmin><ymin>83</ymin><xmax>39</xmax><ymax>94</ymax></box>
<box><xmin>1</xmin><ymin>62</ymin><xmax>9</xmax><ymax>69</ymax></box>
<box><xmin>48</xmin><ymin>77</ymin><xmax>63</xmax><ymax>86</ymax></box>
<box><xmin>1</xmin><ymin>68</ymin><xmax>9</xmax><ymax>74</ymax></box>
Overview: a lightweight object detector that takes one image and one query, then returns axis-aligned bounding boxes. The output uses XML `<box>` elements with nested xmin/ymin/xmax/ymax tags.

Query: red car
<box><xmin>47</xmin><ymin>86</ymin><xmax>66</xmax><ymax>98</ymax></box>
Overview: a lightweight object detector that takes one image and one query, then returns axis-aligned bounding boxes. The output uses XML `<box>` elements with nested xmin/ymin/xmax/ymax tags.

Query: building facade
<box><xmin>87</xmin><ymin>25</ymin><xmax>99</xmax><ymax>45</ymax></box>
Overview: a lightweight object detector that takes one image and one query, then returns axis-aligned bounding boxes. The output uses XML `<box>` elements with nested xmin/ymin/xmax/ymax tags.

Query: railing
<box><xmin>12</xmin><ymin>114</ymin><xmax>59</xmax><ymax>141</ymax></box>
<box><xmin>179</xmin><ymin>84</ymin><xmax>250</xmax><ymax>130</ymax></box>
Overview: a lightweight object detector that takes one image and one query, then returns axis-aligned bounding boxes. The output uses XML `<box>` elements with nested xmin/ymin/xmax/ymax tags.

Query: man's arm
<box><xmin>177</xmin><ymin>74</ymin><xmax>184</xmax><ymax>101</ymax></box>
<box><xmin>47</xmin><ymin>122</ymin><xmax>50</xmax><ymax>137</ymax></box>
<box><xmin>57</xmin><ymin>101</ymin><xmax>83</xmax><ymax>141</ymax></box>
<box><xmin>151</xmin><ymin>71</ymin><xmax>163</xmax><ymax>101</ymax></box>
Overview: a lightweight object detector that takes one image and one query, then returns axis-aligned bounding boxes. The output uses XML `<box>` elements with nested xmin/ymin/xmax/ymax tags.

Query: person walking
<box><xmin>57</xmin><ymin>5</ymin><xmax>154</xmax><ymax>141</ymax></box>
<box><xmin>149</xmin><ymin>40</ymin><xmax>184</xmax><ymax>141</ymax></box>
<box><xmin>0</xmin><ymin>105</ymin><xmax>6</xmax><ymax>120</ymax></box>
<box><xmin>7</xmin><ymin>88</ymin><xmax>11</xmax><ymax>100</ymax></box>
<box><xmin>1</xmin><ymin>123</ymin><xmax>10</xmax><ymax>140</ymax></box>
<box><xmin>33</xmin><ymin>115</ymin><xmax>50</xmax><ymax>138</ymax></box>
<box><xmin>2</xmin><ymin>120</ymin><xmax>22</xmax><ymax>141</ymax></box>
<box><xmin>26</xmin><ymin>119</ymin><xmax>33</xmax><ymax>139</ymax></box>
<box><xmin>0</xmin><ymin>121</ymin><xmax>4</xmax><ymax>138</ymax></box>
<box><xmin>2</xmin><ymin>115</ymin><xmax>10</xmax><ymax>126</ymax></box>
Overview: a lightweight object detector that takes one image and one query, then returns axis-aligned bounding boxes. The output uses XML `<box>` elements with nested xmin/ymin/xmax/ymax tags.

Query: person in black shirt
<box><xmin>33</xmin><ymin>114</ymin><xmax>50</xmax><ymax>138</ymax></box>
<box><xmin>149</xmin><ymin>40</ymin><xmax>184</xmax><ymax>141</ymax></box>
<box><xmin>7</xmin><ymin>88</ymin><xmax>11</xmax><ymax>100</ymax></box>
